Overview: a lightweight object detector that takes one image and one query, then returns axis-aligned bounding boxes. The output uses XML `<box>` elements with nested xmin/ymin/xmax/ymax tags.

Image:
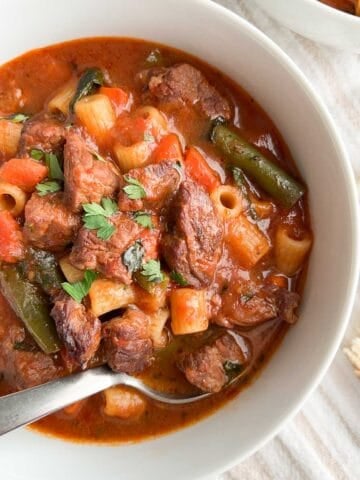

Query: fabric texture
<box><xmin>211</xmin><ymin>1</ymin><xmax>360</xmax><ymax>479</ymax></box>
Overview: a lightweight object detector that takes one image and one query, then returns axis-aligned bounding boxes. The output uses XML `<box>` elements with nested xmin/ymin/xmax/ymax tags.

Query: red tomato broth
<box><xmin>0</xmin><ymin>38</ymin><xmax>312</xmax><ymax>443</ymax></box>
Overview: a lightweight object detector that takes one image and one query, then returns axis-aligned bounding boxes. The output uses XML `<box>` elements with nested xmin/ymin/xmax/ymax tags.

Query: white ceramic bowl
<box><xmin>0</xmin><ymin>1</ymin><xmax>359</xmax><ymax>479</ymax></box>
<box><xmin>254</xmin><ymin>0</ymin><xmax>360</xmax><ymax>52</ymax></box>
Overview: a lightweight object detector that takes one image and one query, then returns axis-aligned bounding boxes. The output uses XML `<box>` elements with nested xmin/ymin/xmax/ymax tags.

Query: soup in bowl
<box><xmin>0</xmin><ymin>1</ymin><xmax>358</xmax><ymax>479</ymax></box>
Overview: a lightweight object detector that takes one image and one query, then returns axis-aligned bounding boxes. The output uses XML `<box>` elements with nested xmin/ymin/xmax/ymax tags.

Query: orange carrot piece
<box><xmin>0</xmin><ymin>158</ymin><xmax>48</xmax><ymax>192</ymax></box>
<box><xmin>226</xmin><ymin>215</ymin><xmax>270</xmax><ymax>269</ymax></box>
<box><xmin>99</xmin><ymin>87</ymin><xmax>129</xmax><ymax>115</ymax></box>
<box><xmin>152</xmin><ymin>133</ymin><xmax>183</xmax><ymax>163</ymax></box>
<box><xmin>184</xmin><ymin>147</ymin><xmax>220</xmax><ymax>193</ymax></box>
<box><xmin>0</xmin><ymin>211</ymin><xmax>24</xmax><ymax>263</ymax></box>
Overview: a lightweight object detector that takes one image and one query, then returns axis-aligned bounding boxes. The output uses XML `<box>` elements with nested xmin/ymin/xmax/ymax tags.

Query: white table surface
<box><xmin>213</xmin><ymin>1</ymin><xmax>360</xmax><ymax>479</ymax></box>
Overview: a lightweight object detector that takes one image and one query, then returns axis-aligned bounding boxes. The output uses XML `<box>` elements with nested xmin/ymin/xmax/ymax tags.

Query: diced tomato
<box><xmin>99</xmin><ymin>87</ymin><xmax>129</xmax><ymax>115</ymax></box>
<box><xmin>152</xmin><ymin>133</ymin><xmax>183</xmax><ymax>163</ymax></box>
<box><xmin>184</xmin><ymin>147</ymin><xmax>220</xmax><ymax>193</ymax></box>
<box><xmin>0</xmin><ymin>158</ymin><xmax>48</xmax><ymax>192</ymax></box>
<box><xmin>0</xmin><ymin>211</ymin><xmax>24</xmax><ymax>263</ymax></box>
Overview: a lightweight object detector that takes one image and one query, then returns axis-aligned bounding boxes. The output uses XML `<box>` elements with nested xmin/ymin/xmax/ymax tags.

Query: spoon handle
<box><xmin>0</xmin><ymin>366</ymin><xmax>120</xmax><ymax>436</ymax></box>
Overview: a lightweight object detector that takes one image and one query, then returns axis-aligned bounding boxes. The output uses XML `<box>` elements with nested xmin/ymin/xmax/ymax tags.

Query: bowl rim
<box><xmin>0</xmin><ymin>0</ymin><xmax>359</xmax><ymax>477</ymax></box>
<box><xmin>198</xmin><ymin>0</ymin><xmax>360</xmax><ymax>474</ymax></box>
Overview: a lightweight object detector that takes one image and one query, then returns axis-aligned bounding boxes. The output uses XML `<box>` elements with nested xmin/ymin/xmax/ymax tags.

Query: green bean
<box><xmin>0</xmin><ymin>266</ymin><xmax>60</xmax><ymax>354</ymax></box>
<box><xmin>211</xmin><ymin>124</ymin><xmax>305</xmax><ymax>208</ymax></box>
<box><xmin>24</xmin><ymin>248</ymin><xmax>64</xmax><ymax>297</ymax></box>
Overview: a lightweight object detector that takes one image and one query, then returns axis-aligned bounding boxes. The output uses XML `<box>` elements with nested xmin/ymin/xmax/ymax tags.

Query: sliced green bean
<box><xmin>24</xmin><ymin>248</ymin><xmax>64</xmax><ymax>297</ymax></box>
<box><xmin>0</xmin><ymin>266</ymin><xmax>60</xmax><ymax>354</ymax></box>
<box><xmin>211</xmin><ymin>124</ymin><xmax>305</xmax><ymax>208</ymax></box>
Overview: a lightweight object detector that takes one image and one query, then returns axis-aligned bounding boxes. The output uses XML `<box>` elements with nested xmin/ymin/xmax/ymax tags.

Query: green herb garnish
<box><xmin>0</xmin><ymin>113</ymin><xmax>30</xmax><ymax>123</ymax></box>
<box><xmin>170</xmin><ymin>270</ymin><xmax>188</xmax><ymax>287</ymax></box>
<box><xmin>140</xmin><ymin>259</ymin><xmax>164</xmax><ymax>283</ymax></box>
<box><xmin>133</xmin><ymin>211</ymin><xmax>153</xmax><ymax>229</ymax></box>
<box><xmin>36</xmin><ymin>181</ymin><xmax>62</xmax><ymax>196</ymax></box>
<box><xmin>123</xmin><ymin>176</ymin><xmax>146</xmax><ymax>200</ymax></box>
<box><xmin>122</xmin><ymin>240</ymin><xmax>144</xmax><ymax>273</ymax></box>
<box><xmin>82</xmin><ymin>198</ymin><xmax>118</xmax><ymax>241</ymax></box>
<box><xmin>30</xmin><ymin>149</ymin><xmax>44</xmax><ymax>161</ymax></box>
<box><xmin>45</xmin><ymin>152</ymin><xmax>64</xmax><ymax>181</ymax></box>
<box><xmin>61</xmin><ymin>270</ymin><xmax>98</xmax><ymax>303</ymax></box>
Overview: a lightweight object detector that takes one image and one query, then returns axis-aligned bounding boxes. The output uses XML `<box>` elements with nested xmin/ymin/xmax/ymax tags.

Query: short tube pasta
<box><xmin>134</xmin><ymin>106</ymin><xmax>167</xmax><ymax>137</ymax></box>
<box><xmin>48</xmin><ymin>77</ymin><xmax>77</xmax><ymax>115</ymax></box>
<box><xmin>113</xmin><ymin>140</ymin><xmax>153</xmax><ymax>172</ymax></box>
<box><xmin>171</xmin><ymin>288</ymin><xmax>208</xmax><ymax>335</ymax></box>
<box><xmin>89</xmin><ymin>278</ymin><xmax>136</xmax><ymax>317</ymax></box>
<box><xmin>59</xmin><ymin>255</ymin><xmax>84</xmax><ymax>283</ymax></box>
<box><xmin>75</xmin><ymin>93</ymin><xmax>116</xmax><ymax>142</ymax></box>
<box><xmin>0</xmin><ymin>181</ymin><xmax>27</xmax><ymax>216</ymax></box>
<box><xmin>148</xmin><ymin>307</ymin><xmax>170</xmax><ymax>348</ymax></box>
<box><xmin>211</xmin><ymin>185</ymin><xmax>244</xmax><ymax>219</ymax></box>
<box><xmin>275</xmin><ymin>226</ymin><xmax>312</xmax><ymax>276</ymax></box>
<box><xmin>0</xmin><ymin>120</ymin><xmax>22</xmax><ymax>157</ymax></box>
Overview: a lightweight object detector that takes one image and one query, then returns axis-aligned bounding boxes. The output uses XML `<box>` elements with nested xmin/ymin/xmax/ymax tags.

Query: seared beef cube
<box><xmin>69</xmin><ymin>212</ymin><xmax>159</xmax><ymax>283</ymax></box>
<box><xmin>216</xmin><ymin>282</ymin><xmax>300</xmax><ymax>327</ymax></box>
<box><xmin>64</xmin><ymin>129</ymin><xmax>119</xmax><ymax>212</ymax></box>
<box><xmin>273</xmin><ymin>286</ymin><xmax>300</xmax><ymax>324</ymax></box>
<box><xmin>178</xmin><ymin>333</ymin><xmax>247</xmax><ymax>393</ymax></box>
<box><xmin>102</xmin><ymin>308</ymin><xmax>153</xmax><ymax>374</ymax></box>
<box><xmin>24</xmin><ymin>192</ymin><xmax>81</xmax><ymax>252</ymax></box>
<box><xmin>139</xmin><ymin>63</ymin><xmax>231</xmax><ymax>120</ymax></box>
<box><xmin>51</xmin><ymin>292</ymin><xmax>101</xmax><ymax>369</ymax></box>
<box><xmin>118</xmin><ymin>160</ymin><xmax>182</xmax><ymax>212</ymax></box>
<box><xmin>19</xmin><ymin>118</ymin><xmax>66</xmax><ymax>156</ymax></box>
<box><xmin>161</xmin><ymin>180</ymin><xmax>223</xmax><ymax>288</ymax></box>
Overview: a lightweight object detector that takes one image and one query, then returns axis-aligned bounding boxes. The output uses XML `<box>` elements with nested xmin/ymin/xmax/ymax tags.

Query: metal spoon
<box><xmin>0</xmin><ymin>366</ymin><xmax>212</xmax><ymax>436</ymax></box>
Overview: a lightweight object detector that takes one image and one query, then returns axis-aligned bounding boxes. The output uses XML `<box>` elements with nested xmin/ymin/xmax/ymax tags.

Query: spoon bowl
<box><xmin>0</xmin><ymin>366</ymin><xmax>217</xmax><ymax>436</ymax></box>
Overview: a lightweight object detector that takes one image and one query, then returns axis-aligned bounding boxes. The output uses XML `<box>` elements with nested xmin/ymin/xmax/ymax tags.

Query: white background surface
<box><xmin>216</xmin><ymin>1</ymin><xmax>360</xmax><ymax>479</ymax></box>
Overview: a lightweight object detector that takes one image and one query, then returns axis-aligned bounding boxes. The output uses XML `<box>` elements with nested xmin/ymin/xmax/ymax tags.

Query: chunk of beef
<box><xmin>139</xmin><ymin>63</ymin><xmax>231</xmax><ymax>120</ymax></box>
<box><xmin>51</xmin><ymin>292</ymin><xmax>101</xmax><ymax>369</ymax></box>
<box><xmin>118</xmin><ymin>160</ymin><xmax>182</xmax><ymax>212</ymax></box>
<box><xmin>24</xmin><ymin>192</ymin><xmax>81</xmax><ymax>252</ymax></box>
<box><xmin>102</xmin><ymin>308</ymin><xmax>153</xmax><ymax>374</ymax></box>
<box><xmin>178</xmin><ymin>333</ymin><xmax>247</xmax><ymax>393</ymax></box>
<box><xmin>64</xmin><ymin>129</ymin><xmax>119</xmax><ymax>212</ymax></box>
<box><xmin>215</xmin><ymin>282</ymin><xmax>300</xmax><ymax>327</ymax></box>
<box><xmin>161</xmin><ymin>180</ymin><xmax>223</xmax><ymax>288</ymax></box>
<box><xmin>70</xmin><ymin>212</ymin><xmax>159</xmax><ymax>283</ymax></box>
<box><xmin>18</xmin><ymin>118</ymin><xmax>66</xmax><ymax>156</ymax></box>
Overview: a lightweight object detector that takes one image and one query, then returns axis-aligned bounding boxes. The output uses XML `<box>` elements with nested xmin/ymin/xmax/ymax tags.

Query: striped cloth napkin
<box><xmin>212</xmin><ymin>1</ymin><xmax>360</xmax><ymax>478</ymax></box>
